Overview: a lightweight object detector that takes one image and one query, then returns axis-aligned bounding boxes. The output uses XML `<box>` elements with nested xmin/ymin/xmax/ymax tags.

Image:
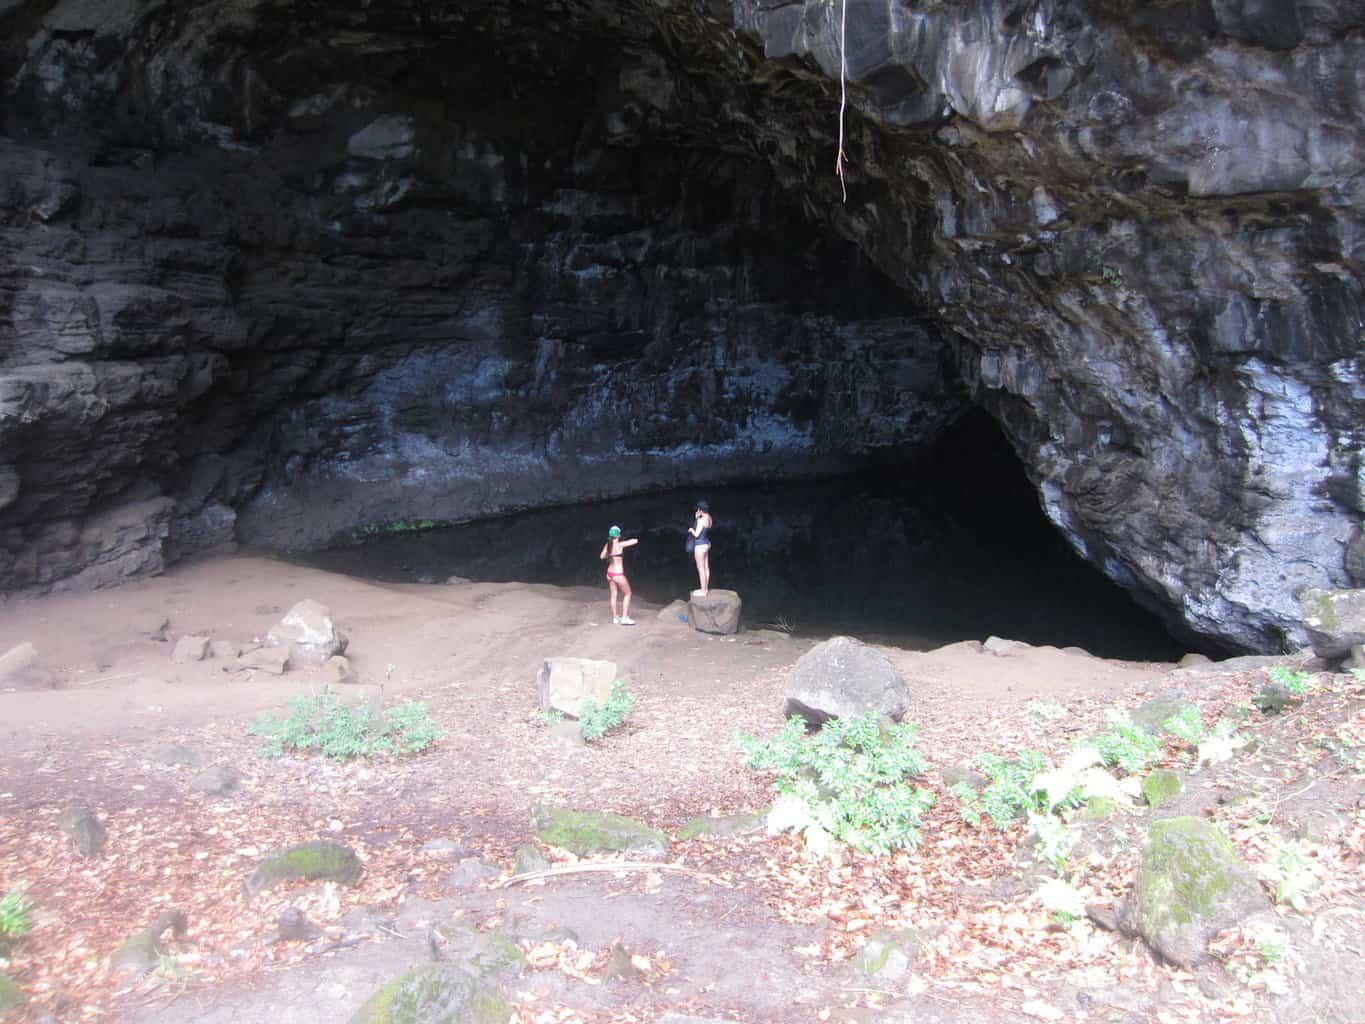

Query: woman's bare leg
<box><xmin>620</xmin><ymin>578</ymin><xmax>633</xmax><ymax>622</ymax></box>
<box><xmin>608</xmin><ymin>579</ymin><xmax>620</xmax><ymax>620</ymax></box>
<box><xmin>694</xmin><ymin>547</ymin><xmax>710</xmax><ymax>596</ymax></box>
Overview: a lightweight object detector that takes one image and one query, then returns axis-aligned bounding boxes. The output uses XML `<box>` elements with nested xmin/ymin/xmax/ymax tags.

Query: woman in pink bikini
<box><xmin>599</xmin><ymin>525</ymin><xmax>639</xmax><ymax>625</ymax></box>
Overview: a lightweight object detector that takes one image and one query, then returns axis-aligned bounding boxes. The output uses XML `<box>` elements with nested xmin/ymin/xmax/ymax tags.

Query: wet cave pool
<box><xmin>293</xmin><ymin>415</ymin><xmax>1192</xmax><ymax>662</ymax></box>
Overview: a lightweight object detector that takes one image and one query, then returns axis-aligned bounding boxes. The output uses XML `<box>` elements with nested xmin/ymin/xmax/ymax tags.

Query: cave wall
<box><xmin>0</xmin><ymin>0</ymin><xmax>961</xmax><ymax>588</ymax></box>
<box><xmin>1</xmin><ymin>0</ymin><xmax>1363</xmax><ymax>653</ymax></box>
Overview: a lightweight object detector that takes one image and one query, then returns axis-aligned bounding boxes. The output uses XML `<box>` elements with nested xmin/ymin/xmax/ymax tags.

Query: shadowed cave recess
<box><xmin>1</xmin><ymin>0</ymin><xmax>1362</xmax><ymax>654</ymax></box>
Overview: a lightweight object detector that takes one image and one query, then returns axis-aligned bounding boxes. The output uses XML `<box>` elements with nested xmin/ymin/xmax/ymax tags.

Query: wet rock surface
<box><xmin>0</xmin><ymin>0</ymin><xmax>1361</xmax><ymax>654</ymax></box>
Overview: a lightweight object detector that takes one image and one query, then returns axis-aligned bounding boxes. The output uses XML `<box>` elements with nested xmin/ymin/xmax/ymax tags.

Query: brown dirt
<box><xmin>0</xmin><ymin>554</ymin><xmax>1361</xmax><ymax>1024</ymax></box>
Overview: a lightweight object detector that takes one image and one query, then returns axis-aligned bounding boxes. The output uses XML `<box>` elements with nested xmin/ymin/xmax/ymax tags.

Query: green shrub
<box><xmin>739</xmin><ymin>714</ymin><xmax>934</xmax><ymax>855</ymax></box>
<box><xmin>0</xmin><ymin>886</ymin><xmax>34</xmax><ymax>949</ymax></box>
<box><xmin>954</xmin><ymin>750</ymin><xmax>1054</xmax><ymax>827</ymax></box>
<box><xmin>252</xmin><ymin>692</ymin><xmax>446</xmax><ymax>759</ymax></box>
<box><xmin>578</xmin><ymin>680</ymin><xmax>635</xmax><ymax>742</ymax></box>
<box><xmin>1095</xmin><ymin>710</ymin><xmax>1162</xmax><ymax>774</ymax></box>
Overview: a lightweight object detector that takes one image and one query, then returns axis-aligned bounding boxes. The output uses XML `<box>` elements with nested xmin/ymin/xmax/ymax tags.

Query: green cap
<box><xmin>608</xmin><ymin>525</ymin><xmax>621</xmax><ymax>537</ymax></box>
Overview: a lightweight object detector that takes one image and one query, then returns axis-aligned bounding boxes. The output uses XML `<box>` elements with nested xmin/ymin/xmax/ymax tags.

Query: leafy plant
<box><xmin>1197</xmin><ymin>719</ymin><xmax>1251</xmax><ymax>766</ymax></box>
<box><xmin>1098</xmin><ymin>263</ymin><xmax>1124</xmax><ymax>287</ymax></box>
<box><xmin>0</xmin><ymin>886</ymin><xmax>35</xmax><ymax>951</ymax></box>
<box><xmin>538</xmin><ymin>709</ymin><xmax>565</xmax><ymax>727</ymax></box>
<box><xmin>1026</xmin><ymin>700</ymin><xmax>1068</xmax><ymax>726</ymax></box>
<box><xmin>578</xmin><ymin>680</ymin><xmax>635</xmax><ymax>742</ymax></box>
<box><xmin>252</xmin><ymin>691</ymin><xmax>446</xmax><ymax>759</ymax></box>
<box><xmin>1162</xmin><ymin>705</ymin><xmax>1205</xmax><ymax>746</ymax></box>
<box><xmin>1272</xmin><ymin>843</ymin><xmax>1319</xmax><ymax>911</ymax></box>
<box><xmin>953</xmin><ymin>750</ymin><xmax>1064</xmax><ymax>827</ymax></box>
<box><xmin>1027</xmin><ymin>812</ymin><xmax>1074</xmax><ymax>875</ymax></box>
<box><xmin>739</xmin><ymin>714</ymin><xmax>934</xmax><ymax>855</ymax></box>
<box><xmin>1094</xmin><ymin>710</ymin><xmax>1162</xmax><ymax>774</ymax></box>
<box><xmin>1267</xmin><ymin>665</ymin><xmax>1312</xmax><ymax>696</ymax></box>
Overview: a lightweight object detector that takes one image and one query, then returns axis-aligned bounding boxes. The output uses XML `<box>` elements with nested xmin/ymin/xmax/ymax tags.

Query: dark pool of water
<box><xmin>293</xmin><ymin>417</ymin><xmax>1192</xmax><ymax>661</ymax></box>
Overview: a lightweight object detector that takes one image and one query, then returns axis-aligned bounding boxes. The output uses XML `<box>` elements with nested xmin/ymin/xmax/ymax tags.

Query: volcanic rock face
<box><xmin>1</xmin><ymin>0</ymin><xmax>1362</xmax><ymax>653</ymax></box>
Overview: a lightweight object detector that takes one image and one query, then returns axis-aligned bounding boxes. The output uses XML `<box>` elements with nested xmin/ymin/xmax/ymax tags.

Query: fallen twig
<box><xmin>496</xmin><ymin>862</ymin><xmax>731</xmax><ymax>889</ymax></box>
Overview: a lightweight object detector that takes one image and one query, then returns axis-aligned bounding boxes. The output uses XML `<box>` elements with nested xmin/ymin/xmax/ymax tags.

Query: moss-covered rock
<box><xmin>1129</xmin><ymin>692</ymin><xmax>1189</xmax><ymax>735</ymax></box>
<box><xmin>1251</xmin><ymin>683</ymin><xmax>1304</xmax><ymax>715</ymax></box>
<box><xmin>245</xmin><ymin>840</ymin><xmax>363</xmax><ymax>897</ymax></box>
<box><xmin>0</xmin><ymin>975</ymin><xmax>26</xmax><ymax>1018</ymax></box>
<box><xmin>676</xmin><ymin>811</ymin><xmax>764</xmax><ymax>841</ymax></box>
<box><xmin>349</xmin><ymin>964</ymin><xmax>509</xmax><ymax>1024</ymax></box>
<box><xmin>851</xmin><ymin>929</ymin><xmax>919</xmax><ymax>980</ymax></box>
<box><xmin>1142</xmin><ymin>770</ymin><xmax>1183</xmax><ymax>809</ymax></box>
<box><xmin>512</xmin><ymin>845</ymin><xmax>549</xmax><ymax>875</ymax></box>
<box><xmin>1082</xmin><ymin>796</ymin><xmax>1118</xmax><ymax>821</ymax></box>
<box><xmin>529</xmin><ymin>805</ymin><xmax>667</xmax><ymax>857</ymax></box>
<box><xmin>1131</xmin><ymin>816</ymin><xmax>1269</xmax><ymax>968</ymax></box>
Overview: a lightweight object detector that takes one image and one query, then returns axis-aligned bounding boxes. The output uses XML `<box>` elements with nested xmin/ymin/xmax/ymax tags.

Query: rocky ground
<box><xmin>0</xmin><ymin>554</ymin><xmax>1361</xmax><ymax>1023</ymax></box>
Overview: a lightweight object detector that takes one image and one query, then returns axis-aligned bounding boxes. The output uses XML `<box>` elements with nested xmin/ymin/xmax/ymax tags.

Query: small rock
<box><xmin>676</xmin><ymin>811</ymin><xmax>764</xmax><ymax>840</ymax></box>
<box><xmin>266</xmin><ymin>599</ymin><xmax>347</xmax><ymax>664</ymax></box>
<box><xmin>1142</xmin><ymin>769</ymin><xmax>1183</xmax><ymax>809</ymax></box>
<box><xmin>530</xmin><ymin>804</ymin><xmax>668</xmax><ymax>857</ymax></box>
<box><xmin>245</xmin><ymin>841</ymin><xmax>363</xmax><ymax>897</ymax></box>
<box><xmin>852</xmin><ymin>928</ymin><xmax>919</xmax><ymax>979</ymax></box>
<box><xmin>602</xmin><ymin>943</ymin><xmax>647</xmax><ymax>982</ymax></box>
<box><xmin>513</xmin><ymin>845</ymin><xmax>550</xmax><ymax>875</ymax></box>
<box><xmin>322</xmin><ymin>655</ymin><xmax>357</xmax><ymax>685</ymax></box>
<box><xmin>149</xmin><ymin>743</ymin><xmax>203</xmax><ymax>767</ymax></box>
<box><xmin>1252</xmin><ymin>683</ymin><xmax>1304</xmax><ymax>715</ymax></box>
<box><xmin>783</xmin><ymin>635</ymin><xmax>911</xmax><ymax>725</ymax></box>
<box><xmin>190</xmin><ymin>764</ymin><xmax>242</xmax><ymax>796</ymax></box>
<box><xmin>940</xmin><ymin>763</ymin><xmax>989</xmax><ymax>791</ymax></box>
<box><xmin>58</xmin><ymin>806</ymin><xmax>106</xmax><ymax>858</ymax></box>
<box><xmin>0</xmin><ymin>975</ymin><xmax>26</xmax><ymax>1016</ymax></box>
<box><xmin>1345</xmin><ymin>643</ymin><xmax>1365</xmax><ymax>670</ymax></box>
<box><xmin>133</xmin><ymin>613</ymin><xmax>171</xmax><ymax>641</ymax></box>
<box><xmin>536</xmin><ymin>657</ymin><xmax>616</xmax><ymax>719</ymax></box>
<box><xmin>1178</xmin><ymin>652</ymin><xmax>1212</xmax><ymax>668</ymax></box>
<box><xmin>443</xmin><ymin>857</ymin><xmax>500</xmax><ymax>891</ymax></box>
<box><xmin>1083</xmin><ymin>796</ymin><xmax>1118</xmax><ymax>821</ymax></box>
<box><xmin>1129</xmin><ymin>690</ymin><xmax>1189</xmax><ymax>735</ymax></box>
<box><xmin>657</xmin><ymin>599</ymin><xmax>689</xmax><ymax>624</ymax></box>
<box><xmin>274</xmin><ymin>907</ymin><xmax>322</xmax><ymax>943</ymax></box>
<box><xmin>1085</xmin><ymin>902</ymin><xmax>1123</xmax><ymax>932</ymax></box>
<box><xmin>208</xmin><ymin>639</ymin><xmax>240</xmax><ymax>660</ymax></box>
<box><xmin>546</xmin><ymin>720</ymin><xmax>586</xmax><ymax>749</ymax></box>
<box><xmin>983</xmin><ymin>636</ymin><xmax>1031</xmax><ymax>656</ymax></box>
<box><xmin>171</xmin><ymin>635</ymin><xmax>210</xmax><ymax>663</ymax></box>
<box><xmin>422</xmin><ymin>838</ymin><xmax>470</xmax><ymax>856</ymax></box>
<box><xmin>111</xmin><ymin>910</ymin><xmax>186</xmax><ymax>980</ymax></box>
<box><xmin>0</xmin><ymin>642</ymin><xmax>55</xmax><ymax>690</ymax></box>
<box><xmin>687</xmin><ymin>589</ymin><xmax>742</xmax><ymax>635</ymax></box>
<box><xmin>234</xmin><ymin>647</ymin><xmax>290</xmax><ymax>675</ymax></box>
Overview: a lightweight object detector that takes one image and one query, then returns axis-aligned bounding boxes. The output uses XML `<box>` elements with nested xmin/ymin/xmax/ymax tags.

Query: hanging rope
<box><xmin>835</xmin><ymin>0</ymin><xmax>848</xmax><ymax>203</ymax></box>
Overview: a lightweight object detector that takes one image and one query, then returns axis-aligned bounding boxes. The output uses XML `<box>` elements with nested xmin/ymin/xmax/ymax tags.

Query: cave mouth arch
<box><xmin>296</xmin><ymin>410</ymin><xmax>1195</xmax><ymax>662</ymax></box>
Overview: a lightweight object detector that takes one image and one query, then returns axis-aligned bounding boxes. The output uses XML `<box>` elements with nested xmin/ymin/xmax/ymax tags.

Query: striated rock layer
<box><xmin>1</xmin><ymin>0</ymin><xmax>1362</xmax><ymax>653</ymax></box>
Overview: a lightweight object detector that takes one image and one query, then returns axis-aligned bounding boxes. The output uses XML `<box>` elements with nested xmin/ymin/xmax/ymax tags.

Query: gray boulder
<box><xmin>688</xmin><ymin>590</ymin><xmax>741</xmax><ymax>635</ymax></box>
<box><xmin>274</xmin><ymin>907</ymin><xmax>322</xmax><ymax>943</ymax></box>
<box><xmin>443</xmin><ymin>857</ymin><xmax>500</xmax><ymax>891</ymax></box>
<box><xmin>234</xmin><ymin>647</ymin><xmax>290</xmax><ymax>675</ymax></box>
<box><xmin>783</xmin><ymin>636</ymin><xmax>910</xmax><ymax>725</ymax></box>
<box><xmin>1129</xmin><ymin>817</ymin><xmax>1269</xmax><ymax>968</ymax></box>
<box><xmin>0</xmin><ymin>643</ymin><xmax>55</xmax><ymax>690</ymax></box>
<box><xmin>58</xmin><ymin>806</ymin><xmax>106</xmax><ymax>857</ymax></box>
<box><xmin>536</xmin><ymin>657</ymin><xmax>615</xmax><ymax>719</ymax></box>
<box><xmin>266</xmin><ymin>599</ymin><xmax>347</xmax><ymax>664</ymax></box>
<box><xmin>1298</xmin><ymin>587</ymin><xmax>1365</xmax><ymax>659</ymax></box>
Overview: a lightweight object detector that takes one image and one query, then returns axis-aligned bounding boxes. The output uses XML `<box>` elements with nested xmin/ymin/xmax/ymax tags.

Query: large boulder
<box><xmin>266</xmin><ymin>600</ymin><xmax>347</xmax><ymax>665</ymax></box>
<box><xmin>783</xmin><ymin>636</ymin><xmax>910</xmax><ymax>725</ymax></box>
<box><xmin>350</xmin><ymin>964</ymin><xmax>509</xmax><ymax>1024</ymax></box>
<box><xmin>687</xmin><ymin>590</ymin><xmax>742</xmax><ymax>635</ymax></box>
<box><xmin>535</xmin><ymin>657</ymin><xmax>615</xmax><ymax>719</ymax></box>
<box><xmin>1297</xmin><ymin>587</ymin><xmax>1365</xmax><ymax>659</ymax></box>
<box><xmin>0</xmin><ymin>642</ymin><xmax>55</xmax><ymax>690</ymax></box>
<box><xmin>1129</xmin><ymin>817</ymin><xmax>1269</xmax><ymax>968</ymax></box>
<box><xmin>530</xmin><ymin>804</ymin><xmax>668</xmax><ymax>857</ymax></box>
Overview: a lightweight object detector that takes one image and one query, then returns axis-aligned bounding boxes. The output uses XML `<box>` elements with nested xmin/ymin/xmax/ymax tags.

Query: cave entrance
<box><xmin>294</xmin><ymin>410</ymin><xmax>1189</xmax><ymax>661</ymax></box>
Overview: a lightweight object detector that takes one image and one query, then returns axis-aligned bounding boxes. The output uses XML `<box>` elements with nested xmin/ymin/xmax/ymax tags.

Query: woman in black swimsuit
<box><xmin>688</xmin><ymin>500</ymin><xmax>713</xmax><ymax>597</ymax></box>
